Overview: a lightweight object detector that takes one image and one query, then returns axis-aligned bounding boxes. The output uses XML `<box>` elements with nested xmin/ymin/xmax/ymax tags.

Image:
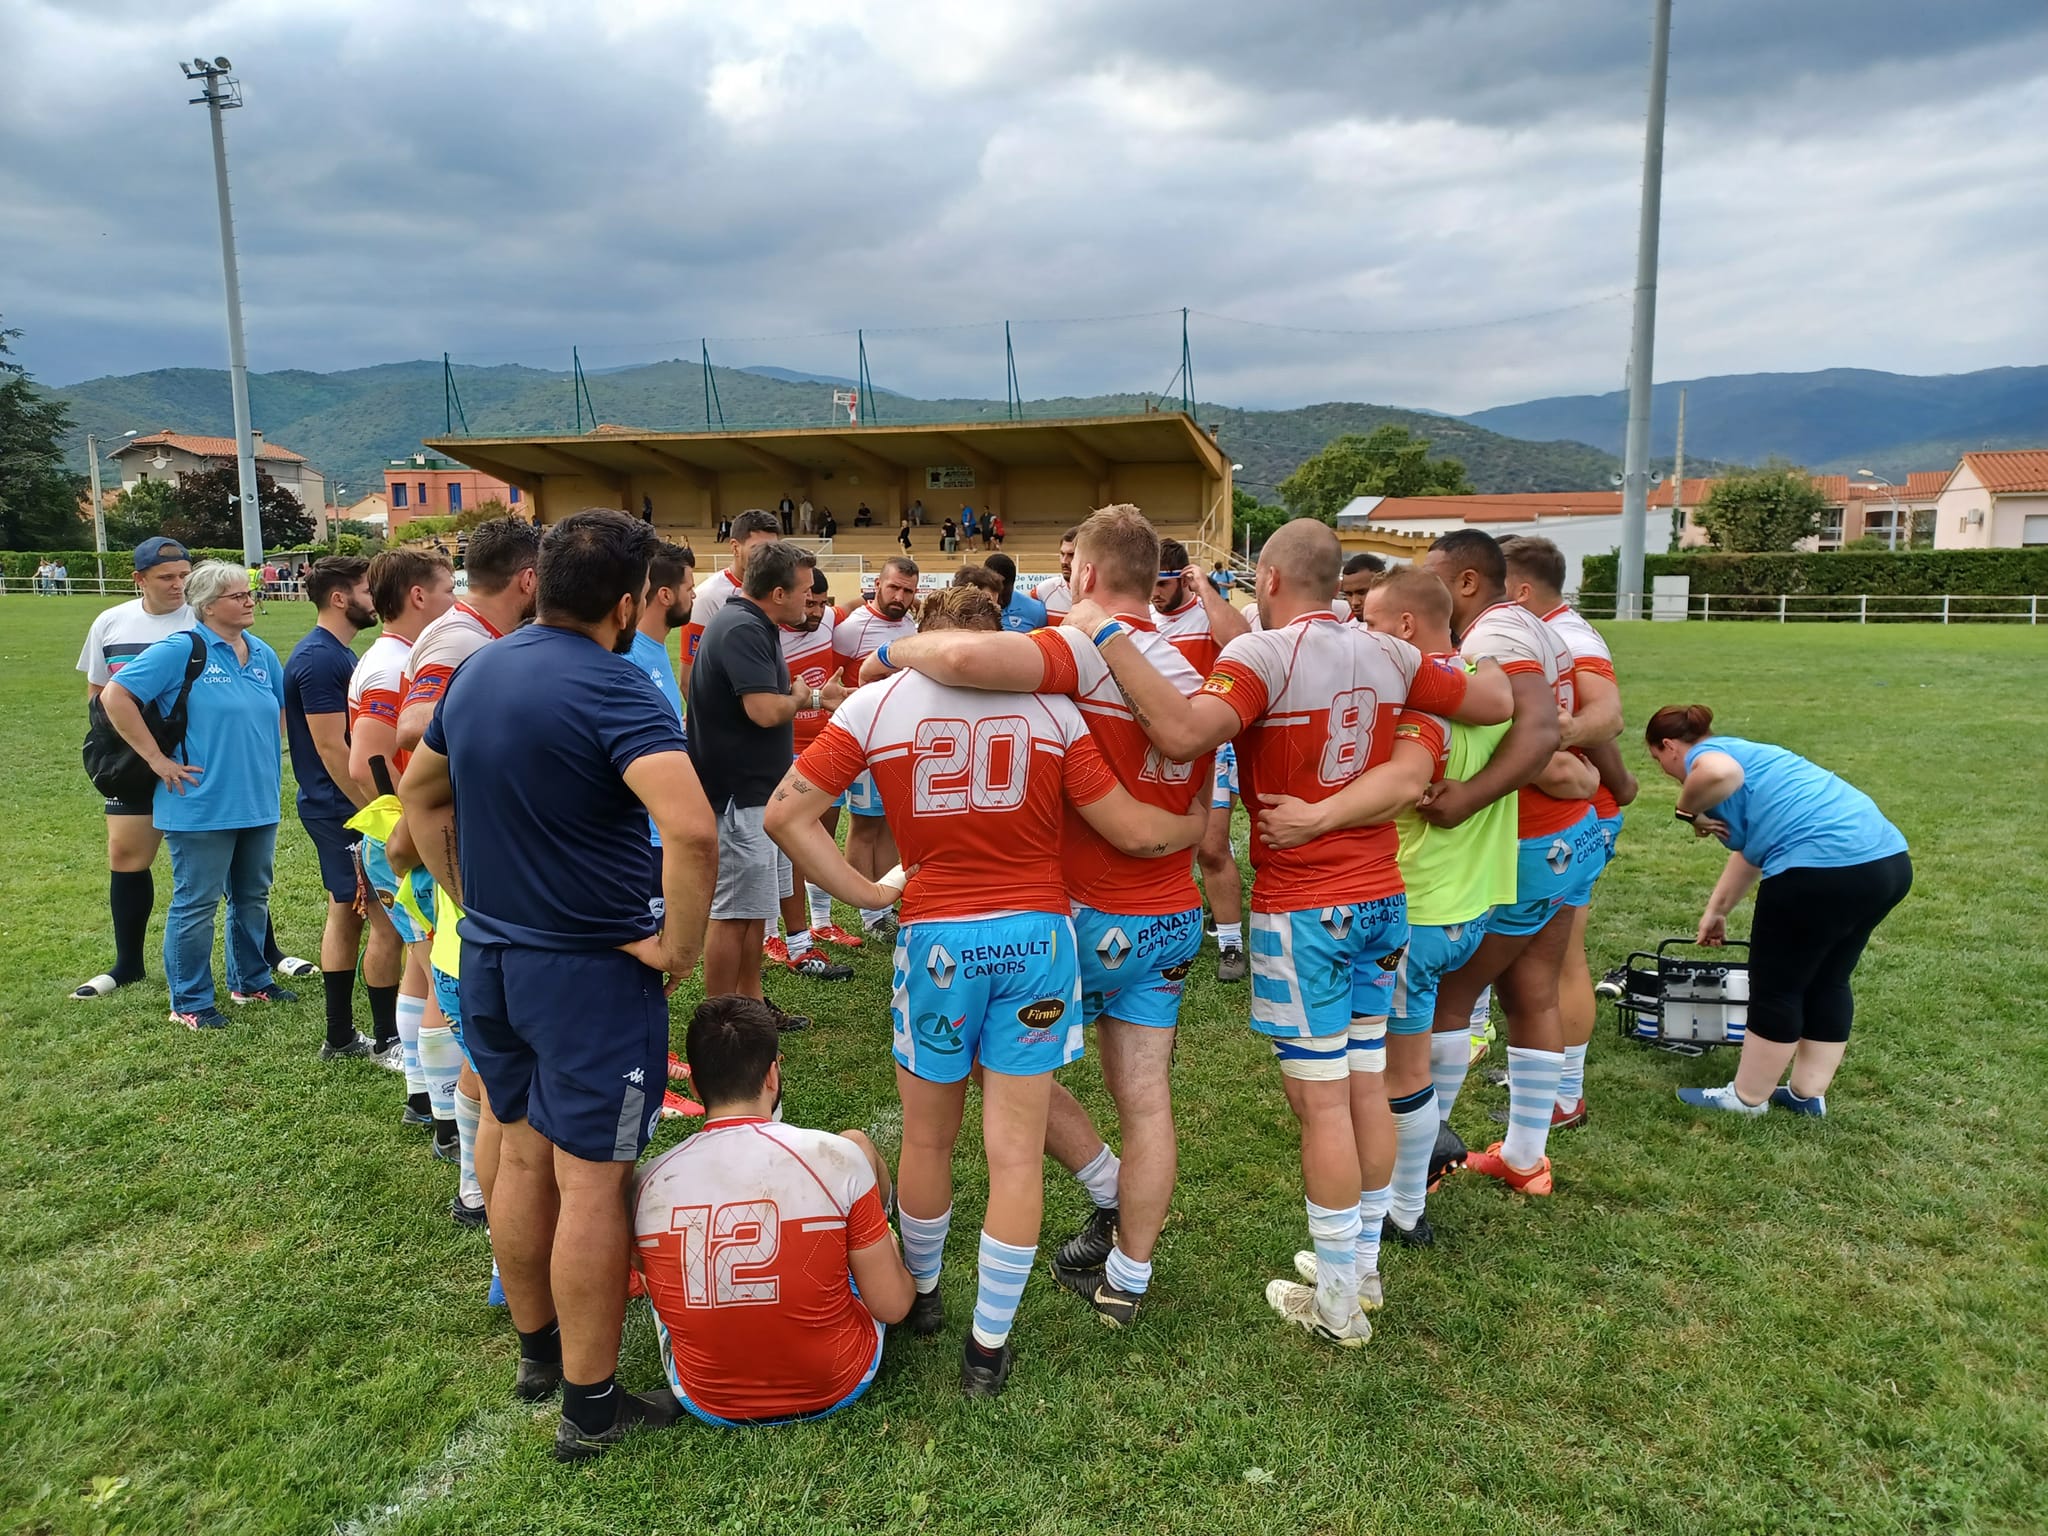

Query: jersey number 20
<box><xmin>914</xmin><ymin>715</ymin><xmax>1030</xmax><ymax>815</ymax></box>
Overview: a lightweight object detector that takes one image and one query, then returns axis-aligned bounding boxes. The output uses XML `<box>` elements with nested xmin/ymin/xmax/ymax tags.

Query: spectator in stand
<box><xmin>960</xmin><ymin>505</ymin><xmax>978</xmax><ymax>550</ymax></box>
<box><xmin>283</xmin><ymin>555</ymin><xmax>403</xmax><ymax>1061</ymax></box>
<box><xmin>1208</xmin><ymin>561</ymin><xmax>1232</xmax><ymax>597</ymax></box>
<box><xmin>898</xmin><ymin>514</ymin><xmax>914</xmax><ymax>553</ymax></box>
<box><xmin>778</xmin><ymin>493</ymin><xmax>796</xmax><ymax>536</ymax></box>
<box><xmin>981</xmin><ymin>552</ymin><xmax>1045</xmax><ymax>633</ymax></box>
<box><xmin>909</xmin><ymin>496</ymin><xmax>926</xmax><ymax>526</ymax></box>
<box><xmin>98</xmin><ymin>561</ymin><xmax>295</xmax><ymax>1029</ymax></box>
<box><xmin>717</xmin><ymin>515</ymin><xmax>733</xmax><ymax>543</ymax></box>
<box><xmin>854</xmin><ymin>503</ymin><xmax>874</xmax><ymax>528</ymax></box>
<box><xmin>800</xmin><ymin>497</ymin><xmax>815</xmax><ymax>536</ymax></box>
<box><xmin>941</xmin><ymin>518</ymin><xmax>958</xmax><ymax>553</ymax></box>
<box><xmin>988</xmin><ymin>514</ymin><xmax>1006</xmax><ymax>551</ymax></box>
<box><xmin>820</xmin><ymin>508</ymin><xmax>839</xmax><ymax>543</ymax></box>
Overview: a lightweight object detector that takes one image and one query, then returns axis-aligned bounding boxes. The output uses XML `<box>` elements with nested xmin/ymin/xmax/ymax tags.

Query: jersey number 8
<box><xmin>1319</xmin><ymin>687</ymin><xmax>1381</xmax><ymax>785</ymax></box>
<box><xmin>913</xmin><ymin>715</ymin><xmax>1030</xmax><ymax>815</ymax></box>
<box><xmin>668</xmin><ymin>1200</ymin><xmax>780</xmax><ymax>1307</ymax></box>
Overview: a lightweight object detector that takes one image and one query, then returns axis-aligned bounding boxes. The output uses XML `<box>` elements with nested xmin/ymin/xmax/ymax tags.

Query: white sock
<box><xmin>1430</xmin><ymin>1029</ymin><xmax>1471</xmax><ymax>1120</ymax></box>
<box><xmin>1216</xmin><ymin>922</ymin><xmax>1242</xmax><ymax>949</ymax></box>
<box><xmin>1305</xmin><ymin>1198</ymin><xmax>1360</xmax><ymax>1328</ymax></box>
<box><xmin>1556</xmin><ymin>1041</ymin><xmax>1588</xmax><ymax>1109</ymax></box>
<box><xmin>1105</xmin><ymin>1243</ymin><xmax>1152</xmax><ymax>1295</ymax></box>
<box><xmin>1355</xmin><ymin>1184</ymin><xmax>1391</xmax><ymax>1276</ymax></box>
<box><xmin>808</xmin><ymin>885</ymin><xmax>833</xmax><ymax>931</ymax></box>
<box><xmin>1470</xmin><ymin>986</ymin><xmax>1493</xmax><ymax>1030</ymax></box>
<box><xmin>787</xmin><ymin>928</ymin><xmax>813</xmax><ymax>961</ymax></box>
<box><xmin>1389</xmin><ymin>1085</ymin><xmax>1438</xmax><ymax>1228</ymax></box>
<box><xmin>418</xmin><ymin>1023</ymin><xmax>461</xmax><ymax>1120</ymax></box>
<box><xmin>396</xmin><ymin>992</ymin><xmax>425</xmax><ymax>1096</ymax></box>
<box><xmin>1503</xmin><ymin>1045</ymin><xmax>1566</xmax><ymax>1168</ymax></box>
<box><xmin>454</xmin><ymin>1083</ymin><xmax>483</xmax><ymax>1207</ymax></box>
<box><xmin>859</xmin><ymin>907</ymin><xmax>891</xmax><ymax>930</ymax></box>
<box><xmin>1073</xmin><ymin>1144</ymin><xmax>1121</xmax><ymax>1208</ymax></box>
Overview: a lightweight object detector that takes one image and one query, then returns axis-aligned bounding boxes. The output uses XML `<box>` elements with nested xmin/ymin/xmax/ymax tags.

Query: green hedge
<box><xmin>1579</xmin><ymin>550</ymin><xmax>2048</xmax><ymax>621</ymax></box>
<box><xmin>2</xmin><ymin>548</ymin><xmax>249</xmax><ymax>582</ymax></box>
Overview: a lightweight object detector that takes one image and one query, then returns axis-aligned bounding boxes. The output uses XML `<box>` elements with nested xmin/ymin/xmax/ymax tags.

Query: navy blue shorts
<box><xmin>299</xmin><ymin>813</ymin><xmax>360</xmax><ymax>903</ymax></box>
<box><xmin>461</xmin><ymin>942</ymin><xmax>670</xmax><ymax>1163</ymax></box>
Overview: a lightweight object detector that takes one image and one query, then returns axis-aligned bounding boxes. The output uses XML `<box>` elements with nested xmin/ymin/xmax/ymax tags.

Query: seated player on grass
<box><xmin>632</xmin><ymin>996</ymin><xmax>915</xmax><ymax>1425</ymax></box>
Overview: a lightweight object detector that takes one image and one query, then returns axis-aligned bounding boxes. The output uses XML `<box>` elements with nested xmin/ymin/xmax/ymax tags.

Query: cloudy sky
<box><xmin>4</xmin><ymin>0</ymin><xmax>2044</xmax><ymax>413</ymax></box>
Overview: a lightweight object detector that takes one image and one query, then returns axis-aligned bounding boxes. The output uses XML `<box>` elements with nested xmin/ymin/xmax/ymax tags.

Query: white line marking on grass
<box><xmin>333</xmin><ymin>1402</ymin><xmax>532</xmax><ymax>1536</ymax></box>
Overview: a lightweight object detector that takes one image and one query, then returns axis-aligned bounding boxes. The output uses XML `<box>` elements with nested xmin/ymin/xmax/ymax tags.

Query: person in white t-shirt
<box><xmin>679</xmin><ymin>509</ymin><xmax>781</xmax><ymax>698</ymax></box>
<box><xmin>1033</xmin><ymin>526</ymin><xmax>1078</xmax><ymax>622</ymax></box>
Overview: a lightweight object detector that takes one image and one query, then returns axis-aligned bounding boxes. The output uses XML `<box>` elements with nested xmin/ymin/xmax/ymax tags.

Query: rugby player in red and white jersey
<box><xmin>347</xmin><ymin>549</ymin><xmax>455</xmax><ymax>1141</ymax></box>
<box><xmin>634</xmin><ymin>995</ymin><xmax>914</xmax><ymax>1426</ymax></box>
<box><xmin>864</xmin><ymin>504</ymin><xmax>1214</xmax><ymax>1326</ymax></box>
<box><xmin>828</xmin><ymin>556</ymin><xmax>920</xmax><ymax>940</ymax></box>
<box><xmin>1070</xmin><ymin>520</ymin><xmax>1511</xmax><ymax>1347</ymax></box>
<box><xmin>1500</xmin><ymin>535</ymin><xmax>1636</xmax><ymax>1130</ymax></box>
<box><xmin>768</xmin><ymin>565</ymin><xmax>860</xmax><ymax>978</ymax></box>
<box><xmin>678</xmin><ymin>509</ymin><xmax>781</xmax><ymax>698</ymax></box>
<box><xmin>765</xmin><ymin>585</ymin><xmax>1207</xmax><ymax>1397</ymax></box>
<box><xmin>393</xmin><ymin>519</ymin><xmax>540</xmax><ymax>1225</ymax></box>
<box><xmin>1150</xmin><ymin>538</ymin><xmax>1254</xmax><ymax>985</ymax></box>
<box><xmin>1032</xmin><ymin>526</ymin><xmax>1078</xmax><ymax>623</ymax></box>
<box><xmin>1418</xmin><ymin>529</ymin><xmax>1601</xmax><ymax>1197</ymax></box>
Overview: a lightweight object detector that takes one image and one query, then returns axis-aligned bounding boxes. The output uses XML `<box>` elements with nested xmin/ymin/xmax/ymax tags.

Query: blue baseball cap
<box><xmin>133</xmin><ymin>536</ymin><xmax>192</xmax><ymax>571</ymax></box>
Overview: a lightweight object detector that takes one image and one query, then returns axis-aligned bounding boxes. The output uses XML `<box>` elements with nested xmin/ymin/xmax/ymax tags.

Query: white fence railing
<box><xmin>1573</xmin><ymin>592</ymin><xmax>2045</xmax><ymax>624</ymax></box>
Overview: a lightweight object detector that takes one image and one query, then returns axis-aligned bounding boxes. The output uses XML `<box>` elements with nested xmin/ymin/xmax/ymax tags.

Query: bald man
<box><xmin>1069</xmin><ymin>520</ymin><xmax>1510</xmax><ymax>1347</ymax></box>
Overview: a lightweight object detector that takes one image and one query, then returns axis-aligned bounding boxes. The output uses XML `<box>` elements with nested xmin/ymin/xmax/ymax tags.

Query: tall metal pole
<box><xmin>184</xmin><ymin>59</ymin><xmax>263</xmax><ymax>569</ymax></box>
<box><xmin>87</xmin><ymin>434</ymin><xmax>107</xmax><ymax>588</ymax></box>
<box><xmin>1616</xmin><ymin>0</ymin><xmax>1672</xmax><ymax>621</ymax></box>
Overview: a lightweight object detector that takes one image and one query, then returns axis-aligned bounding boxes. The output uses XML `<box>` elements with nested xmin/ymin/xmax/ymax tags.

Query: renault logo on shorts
<box><xmin>1096</xmin><ymin>926</ymin><xmax>1132</xmax><ymax>971</ymax></box>
<box><xmin>1319</xmin><ymin>906</ymin><xmax>1352</xmax><ymax>940</ymax></box>
<box><xmin>1546</xmin><ymin>839</ymin><xmax>1573</xmax><ymax>875</ymax></box>
<box><xmin>926</xmin><ymin>944</ymin><xmax>956</xmax><ymax>989</ymax></box>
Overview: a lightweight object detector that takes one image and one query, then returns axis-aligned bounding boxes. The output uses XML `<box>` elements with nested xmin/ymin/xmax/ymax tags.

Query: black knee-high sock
<box><xmin>109</xmin><ymin>868</ymin><xmax>154</xmax><ymax>984</ymax></box>
<box><xmin>366</xmin><ymin>982</ymin><xmax>400</xmax><ymax>1050</ymax></box>
<box><xmin>263</xmin><ymin>916</ymin><xmax>285</xmax><ymax>969</ymax></box>
<box><xmin>322</xmin><ymin>966</ymin><xmax>358</xmax><ymax>1048</ymax></box>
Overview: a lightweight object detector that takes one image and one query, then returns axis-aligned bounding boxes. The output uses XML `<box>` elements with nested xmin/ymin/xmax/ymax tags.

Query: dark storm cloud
<box><xmin>2</xmin><ymin>0</ymin><xmax>2042</xmax><ymax>411</ymax></box>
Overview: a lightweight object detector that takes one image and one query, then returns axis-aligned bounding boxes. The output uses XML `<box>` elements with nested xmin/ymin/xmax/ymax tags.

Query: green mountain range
<box><xmin>46</xmin><ymin>360</ymin><xmax>1621</xmax><ymax>504</ymax></box>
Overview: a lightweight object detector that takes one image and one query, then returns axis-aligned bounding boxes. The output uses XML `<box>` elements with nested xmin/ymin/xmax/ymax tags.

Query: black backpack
<box><xmin>82</xmin><ymin>630</ymin><xmax>210</xmax><ymax>805</ymax></box>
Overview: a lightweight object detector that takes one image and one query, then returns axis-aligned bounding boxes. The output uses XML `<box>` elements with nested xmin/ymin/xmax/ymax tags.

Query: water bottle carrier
<box><xmin>1612</xmin><ymin>939</ymin><xmax>1750</xmax><ymax>1055</ymax></box>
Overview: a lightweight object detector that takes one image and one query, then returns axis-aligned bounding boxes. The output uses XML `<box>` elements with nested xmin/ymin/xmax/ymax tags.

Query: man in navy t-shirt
<box><xmin>401</xmin><ymin>510</ymin><xmax>718</xmax><ymax>1462</ymax></box>
<box><xmin>283</xmin><ymin>556</ymin><xmax>403</xmax><ymax>1060</ymax></box>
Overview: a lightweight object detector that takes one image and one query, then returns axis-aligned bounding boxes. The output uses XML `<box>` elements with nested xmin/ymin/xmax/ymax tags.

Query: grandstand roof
<box><xmin>425</xmin><ymin>412</ymin><xmax>1230</xmax><ymax>491</ymax></box>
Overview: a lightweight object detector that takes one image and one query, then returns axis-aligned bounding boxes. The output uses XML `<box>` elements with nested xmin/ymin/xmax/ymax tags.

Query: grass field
<box><xmin>3</xmin><ymin>596</ymin><xmax>2046</xmax><ymax>1536</ymax></box>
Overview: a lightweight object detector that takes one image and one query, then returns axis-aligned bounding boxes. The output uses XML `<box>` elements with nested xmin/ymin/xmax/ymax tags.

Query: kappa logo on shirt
<box><xmin>624</xmin><ymin>1067</ymin><xmax>646</xmax><ymax>1086</ymax></box>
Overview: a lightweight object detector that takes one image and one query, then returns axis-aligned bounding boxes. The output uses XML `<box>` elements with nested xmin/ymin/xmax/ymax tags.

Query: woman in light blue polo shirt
<box><xmin>1645</xmin><ymin>704</ymin><xmax>1912</xmax><ymax>1119</ymax></box>
<box><xmin>100</xmin><ymin>561</ymin><xmax>291</xmax><ymax>1028</ymax></box>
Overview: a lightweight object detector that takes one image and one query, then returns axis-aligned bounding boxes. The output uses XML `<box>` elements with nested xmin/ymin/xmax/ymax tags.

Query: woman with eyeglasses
<box><xmin>99</xmin><ymin>560</ymin><xmax>294</xmax><ymax>1028</ymax></box>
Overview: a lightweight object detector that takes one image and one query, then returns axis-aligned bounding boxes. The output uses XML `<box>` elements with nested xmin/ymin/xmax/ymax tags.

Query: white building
<box><xmin>1932</xmin><ymin>451</ymin><xmax>2048</xmax><ymax>550</ymax></box>
<box><xmin>107</xmin><ymin>430</ymin><xmax>327</xmax><ymax>518</ymax></box>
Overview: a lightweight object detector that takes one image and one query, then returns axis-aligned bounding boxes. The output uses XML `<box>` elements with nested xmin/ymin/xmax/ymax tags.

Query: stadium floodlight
<box><xmin>215</xmin><ymin>55</ymin><xmax>231</xmax><ymax>69</ymax></box>
<box><xmin>194</xmin><ymin>56</ymin><xmax>209</xmax><ymax>70</ymax></box>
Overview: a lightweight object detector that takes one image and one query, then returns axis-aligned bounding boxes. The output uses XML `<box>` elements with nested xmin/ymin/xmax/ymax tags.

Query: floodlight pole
<box><xmin>1616</xmin><ymin>0</ymin><xmax>1672</xmax><ymax>620</ymax></box>
<box><xmin>87</xmin><ymin>434</ymin><xmax>107</xmax><ymax>587</ymax></box>
<box><xmin>182</xmin><ymin>59</ymin><xmax>263</xmax><ymax>569</ymax></box>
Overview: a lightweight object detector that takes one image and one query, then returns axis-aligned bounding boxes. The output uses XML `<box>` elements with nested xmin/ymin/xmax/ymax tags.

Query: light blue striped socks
<box><xmin>396</xmin><ymin>992</ymin><xmax>426</xmax><ymax>1097</ymax></box>
<box><xmin>1105</xmin><ymin>1245</ymin><xmax>1152</xmax><ymax>1296</ymax></box>
<box><xmin>1430</xmin><ymin>1028</ymin><xmax>1471</xmax><ymax>1119</ymax></box>
<box><xmin>1355</xmin><ymin>1184</ymin><xmax>1391</xmax><ymax>1276</ymax></box>
<box><xmin>419</xmin><ymin>1022</ymin><xmax>461</xmax><ymax>1120</ymax></box>
<box><xmin>1503</xmin><ymin>1045</ymin><xmax>1566</xmax><ymax>1168</ymax></box>
<box><xmin>1556</xmin><ymin>1042</ymin><xmax>1588</xmax><ymax>1110</ymax></box>
<box><xmin>1389</xmin><ymin>1082</ymin><xmax>1438</xmax><ymax>1227</ymax></box>
<box><xmin>1306</xmin><ymin>1199</ymin><xmax>1360</xmax><ymax>1326</ymax></box>
<box><xmin>971</xmin><ymin>1231</ymin><xmax>1037</xmax><ymax>1349</ymax></box>
<box><xmin>453</xmin><ymin>1083</ymin><xmax>483</xmax><ymax>1208</ymax></box>
<box><xmin>899</xmin><ymin>1205</ymin><xmax>951</xmax><ymax>1293</ymax></box>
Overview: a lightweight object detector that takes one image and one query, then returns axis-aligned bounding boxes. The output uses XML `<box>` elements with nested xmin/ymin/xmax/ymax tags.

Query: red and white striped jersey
<box><xmin>1199</xmin><ymin>612</ymin><xmax>1465</xmax><ymax>913</ymax></box>
<box><xmin>681</xmin><ymin>567</ymin><xmax>743</xmax><ymax>666</ymax></box>
<box><xmin>782</xmin><ymin>607</ymin><xmax>839</xmax><ymax>752</ymax></box>
<box><xmin>1458</xmin><ymin>600</ymin><xmax>1588</xmax><ymax>837</ymax></box>
<box><xmin>1152</xmin><ymin>595</ymin><xmax>1222</xmax><ymax>675</ymax></box>
<box><xmin>633</xmin><ymin>1118</ymin><xmax>890</xmax><ymax>1424</ymax></box>
<box><xmin>402</xmin><ymin>601</ymin><xmax>502</xmax><ymax>717</ymax></box>
<box><xmin>829</xmin><ymin>602</ymin><xmax>917</xmax><ymax>686</ymax></box>
<box><xmin>348</xmin><ymin>633</ymin><xmax>413</xmax><ymax>767</ymax></box>
<box><xmin>1029</xmin><ymin>617</ymin><xmax>1210</xmax><ymax>916</ymax></box>
<box><xmin>797</xmin><ymin>674</ymin><xmax>1117</xmax><ymax>923</ymax></box>
<box><xmin>1034</xmin><ymin>575</ymin><xmax>1072</xmax><ymax>623</ymax></box>
<box><xmin>1541</xmin><ymin>602</ymin><xmax>1621</xmax><ymax>819</ymax></box>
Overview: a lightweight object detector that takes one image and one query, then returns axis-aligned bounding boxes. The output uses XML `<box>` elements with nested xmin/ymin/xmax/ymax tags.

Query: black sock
<box><xmin>263</xmin><ymin>916</ymin><xmax>286</xmax><ymax>969</ymax></box>
<box><xmin>408</xmin><ymin>1091</ymin><xmax>431</xmax><ymax>1118</ymax></box>
<box><xmin>108</xmin><ymin>868</ymin><xmax>154</xmax><ymax>984</ymax></box>
<box><xmin>517</xmin><ymin>1320</ymin><xmax>561</xmax><ymax>1363</ymax></box>
<box><xmin>366</xmin><ymin>983</ymin><xmax>399</xmax><ymax>1049</ymax></box>
<box><xmin>562</xmin><ymin>1376</ymin><xmax>619</xmax><ymax>1435</ymax></box>
<box><xmin>433</xmin><ymin>1116</ymin><xmax>458</xmax><ymax>1151</ymax></box>
<box><xmin>321</xmin><ymin>967</ymin><xmax>357</xmax><ymax>1048</ymax></box>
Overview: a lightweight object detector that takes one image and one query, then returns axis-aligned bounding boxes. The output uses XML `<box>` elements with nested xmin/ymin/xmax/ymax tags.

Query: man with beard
<box><xmin>401</xmin><ymin>509</ymin><xmax>716</xmax><ymax>1459</ymax></box>
<box><xmin>1033</xmin><ymin>528</ymin><xmax>1078</xmax><ymax>623</ymax></box>
<box><xmin>631</xmin><ymin>540</ymin><xmax>698</xmax><ymax>891</ymax></box>
<box><xmin>829</xmin><ymin>556</ymin><xmax>919</xmax><ymax>941</ymax></box>
<box><xmin>284</xmin><ymin>555</ymin><xmax>401</xmax><ymax>1061</ymax></box>
<box><xmin>679</xmin><ymin>509</ymin><xmax>782</xmax><ymax>698</ymax></box>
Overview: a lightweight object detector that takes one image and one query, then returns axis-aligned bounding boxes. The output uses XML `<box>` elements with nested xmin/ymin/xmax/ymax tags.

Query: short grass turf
<box><xmin>2</xmin><ymin>596</ymin><xmax>2045</xmax><ymax>1535</ymax></box>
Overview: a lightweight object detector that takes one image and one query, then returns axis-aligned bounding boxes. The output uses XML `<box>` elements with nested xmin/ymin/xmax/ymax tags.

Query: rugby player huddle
<box><xmin>348</xmin><ymin>502</ymin><xmax>1635</xmax><ymax>1437</ymax></box>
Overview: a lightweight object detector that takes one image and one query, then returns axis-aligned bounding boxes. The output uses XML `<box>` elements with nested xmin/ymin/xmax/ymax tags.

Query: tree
<box><xmin>1277</xmin><ymin>424</ymin><xmax>1473</xmax><ymax>524</ymax></box>
<box><xmin>0</xmin><ymin>318</ymin><xmax>86</xmax><ymax>549</ymax></box>
<box><xmin>104</xmin><ymin>478</ymin><xmax>183</xmax><ymax>548</ymax></box>
<box><xmin>1229</xmin><ymin>486</ymin><xmax>1291</xmax><ymax>557</ymax></box>
<box><xmin>1694</xmin><ymin>462</ymin><xmax>1827</xmax><ymax>552</ymax></box>
<box><xmin>163</xmin><ymin>464</ymin><xmax>316</xmax><ymax>549</ymax></box>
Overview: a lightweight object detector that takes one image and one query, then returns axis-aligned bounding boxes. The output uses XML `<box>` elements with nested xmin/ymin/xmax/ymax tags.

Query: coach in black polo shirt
<box><xmin>688</xmin><ymin>541</ymin><xmax>844</xmax><ymax>1027</ymax></box>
